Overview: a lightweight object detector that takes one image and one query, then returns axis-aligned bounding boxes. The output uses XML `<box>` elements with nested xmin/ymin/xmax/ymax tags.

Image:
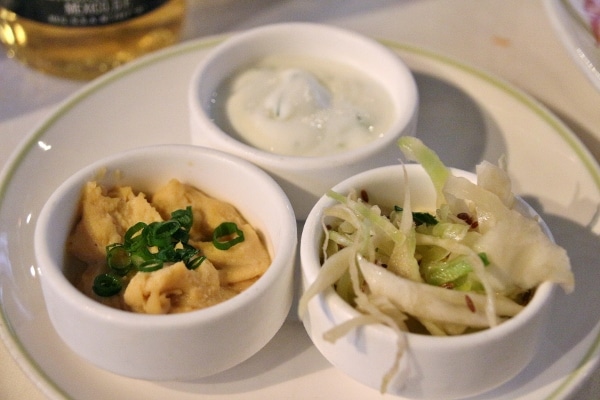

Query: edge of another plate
<box><xmin>544</xmin><ymin>0</ymin><xmax>600</xmax><ymax>91</ymax></box>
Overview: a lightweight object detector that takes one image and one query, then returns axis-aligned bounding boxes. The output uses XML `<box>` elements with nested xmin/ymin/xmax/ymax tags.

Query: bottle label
<box><xmin>2</xmin><ymin>0</ymin><xmax>169</xmax><ymax>26</ymax></box>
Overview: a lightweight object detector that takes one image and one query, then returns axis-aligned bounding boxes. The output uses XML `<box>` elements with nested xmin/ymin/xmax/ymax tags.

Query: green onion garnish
<box><xmin>93</xmin><ymin>274</ymin><xmax>122</xmax><ymax>297</ymax></box>
<box><xmin>187</xmin><ymin>254</ymin><xmax>207</xmax><ymax>270</ymax></box>
<box><xmin>137</xmin><ymin>259</ymin><xmax>164</xmax><ymax>272</ymax></box>
<box><xmin>394</xmin><ymin>206</ymin><xmax>438</xmax><ymax>226</ymax></box>
<box><xmin>212</xmin><ymin>222</ymin><xmax>245</xmax><ymax>250</ymax></box>
<box><xmin>92</xmin><ymin>206</ymin><xmax>245</xmax><ymax>297</ymax></box>
<box><xmin>106</xmin><ymin>244</ymin><xmax>132</xmax><ymax>276</ymax></box>
<box><xmin>478</xmin><ymin>252</ymin><xmax>491</xmax><ymax>266</ymax></box>
<box><xmin>123</xmin><ymin>222</ymin><xmax>147</xmax><ymax>250</ymax></box>
<box><xmin>146</xmin><ymin>220</ymin><xmax>180</xmax><ymax>248</ymax></box>
<box><xmin>171</xmin><ymin>207</ymin><xmax>193</xmax><ymax>232</ymax></box>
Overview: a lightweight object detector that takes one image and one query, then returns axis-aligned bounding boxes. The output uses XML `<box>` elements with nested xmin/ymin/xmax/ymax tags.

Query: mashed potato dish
<box><xmin>66</xmin><ymin>178</ymin><xmax>271</xmax><ymax>314</ymax></box>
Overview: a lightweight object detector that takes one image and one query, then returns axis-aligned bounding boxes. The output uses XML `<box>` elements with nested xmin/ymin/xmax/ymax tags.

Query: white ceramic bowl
<box><xmin>300</xmin><ymin>164</ymin><xmax>556</xmax><ymax>399</ymax></box>
<box><xmin>34</xmin><ymin>144</ymin><xmax>297</xmax><ymax>380</ymax></box>
<box><xmin>188</xmin><ymin>22</ymin><xmax>418</xmax><ymax>220</ymax></box>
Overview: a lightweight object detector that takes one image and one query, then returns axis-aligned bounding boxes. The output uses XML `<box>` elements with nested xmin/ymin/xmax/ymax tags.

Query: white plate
<box><xmin>545</xmin><ymin>0</ymin><xmax>600</xmax><ymax>90</ymax></box>
<box><xmin>1</xmin><ymin>35</ymin><xmax>600</xmax><ymax>400</ymax></box>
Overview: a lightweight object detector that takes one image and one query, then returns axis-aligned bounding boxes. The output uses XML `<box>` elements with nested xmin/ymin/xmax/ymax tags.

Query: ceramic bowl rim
<box><xmin>35</xmin><ymin>144</ymin><xmax>297</xmax><ymax>328</ymax></box>
<box><xmin>300</xmin><ymin>163</ymin><xmax>556</xmax><ymax>347</ymax></box>
<box><xmin>188</xmin><ymin>22</ymin><xmax>418</xmax><ymax>170</ymax></box>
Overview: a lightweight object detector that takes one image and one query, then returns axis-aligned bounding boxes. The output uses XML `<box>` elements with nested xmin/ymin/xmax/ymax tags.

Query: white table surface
<box><xmin>1</xmin><ymin>0</ymin><xmax>599</xmax><ymax>399</ymax></box>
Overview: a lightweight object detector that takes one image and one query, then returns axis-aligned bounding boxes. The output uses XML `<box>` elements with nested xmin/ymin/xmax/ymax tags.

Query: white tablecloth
<box><xmin>1</xmin><ymin>0</ymin><xmax>599</xmax><ymax>398</ymax></box>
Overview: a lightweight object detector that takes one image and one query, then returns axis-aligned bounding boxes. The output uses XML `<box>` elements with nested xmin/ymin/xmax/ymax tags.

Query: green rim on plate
<box><xmin>1</xmin><ymin>34</ymin><xmax>599</xmax><ymax>400</ymax></box>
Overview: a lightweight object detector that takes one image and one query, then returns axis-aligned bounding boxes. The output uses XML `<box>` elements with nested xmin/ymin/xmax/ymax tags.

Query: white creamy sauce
<box><xmin>210</xmin><ymin>55</ymin><xmax>395</xmax><ymax>157</ymax></box>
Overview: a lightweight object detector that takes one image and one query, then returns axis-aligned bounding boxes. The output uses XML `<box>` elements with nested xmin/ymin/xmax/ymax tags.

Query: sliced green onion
<box><xmin>146</xmin><ymin>220</ymin><xmax>180</xmax><ymax>248</ymax></box>
<box><xmin>106</xmin><ymin>244</ymin><xmax>132</xmax><ymax>276</ymax></box>
<box><xmin>478</xmin><ymin>252</ymin><xmax>490</xmax><ymax>266</ymax></box>
<box><xmin>138</xmin><ymin>259</ymin><xmax>164</xmax><ymax>272</ymax></box>
<box><xmin>187</xmin><ymin>255</ymin><xmax>207</xmax><ymax>270</ymax></box>
<box><xmin>93</xmin><ymin>274</ymin><xmax>122</xmax><ymax>297</ymax></box>
<box><xmin>394</xmin><ymin>206</ymin><xmax>438</xmax><ymax>226</ymax></box>
<box><xmin>96</xmin><ymin>205</ymin><xmax>240</xmax><ymax>296</ymax></box>
<box><xmin>124</xmin><ymin>222</ymin><xmax>147</xmax><ymax>248</ymax></box>
<box><xmin>155</xmin><ymin>246</ymin><xmax>177</xmax><ymax>262</ymax></box>
<box><xmin>130</xmin><ymin>248</ymin><xmax>153</xmax><ymax>267</ymax></box>
<box><xmin>171</xmin><ymin>206</ymin><xmax>193</xmax><ymax>231</ymax></box>
<box><xmin>212</xmin><ymin>222</ymin><xmax>245</xmax><ymax>250</ymax></box>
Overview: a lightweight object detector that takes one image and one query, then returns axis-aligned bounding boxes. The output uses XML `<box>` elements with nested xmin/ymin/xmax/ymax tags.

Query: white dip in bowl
<box><xmin>189</xmin><ymin>22</ymin><xmax>418</xmax><ymax>220</ymax></box>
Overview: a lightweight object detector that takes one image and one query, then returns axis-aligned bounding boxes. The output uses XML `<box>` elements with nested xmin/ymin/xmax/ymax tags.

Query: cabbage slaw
<box><xmin>298</xmin><ymin>137</ymin><xmax>574</xmax><ymax>392</ymax></box>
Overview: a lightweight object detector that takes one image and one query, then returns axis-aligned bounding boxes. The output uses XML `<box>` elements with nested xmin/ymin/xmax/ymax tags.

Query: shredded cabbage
<box><xmin>299</xmin><ymin>137</ymin><xmax>574</xmax><ymax>393</ymax></box>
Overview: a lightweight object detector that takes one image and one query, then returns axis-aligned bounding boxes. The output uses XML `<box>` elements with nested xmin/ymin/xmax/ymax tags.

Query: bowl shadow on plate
<box><xmin>462</xmin><ymin>196</ymin><xmax>600</xmax><ymax>399</ymax></box>
<box><xmin>546</xmin><ymin>106</ymin><xmax>600</xmax><ymax>163</ymax></box>
<box><xmin>413</xmin><ymin>72</ymin><xmax>508</xmax><ymax>171</ymax></box>
<box><xmin>153</xmin><ymin>320</ymin><xmax>323</xmax><ymax>395</ymax></box>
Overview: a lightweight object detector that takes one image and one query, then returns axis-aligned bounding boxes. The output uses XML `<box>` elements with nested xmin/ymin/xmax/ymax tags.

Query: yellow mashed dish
<box><xmin>66</xmin><ymin>178</ymin><xmax>271</xmax><ymax>314</ymax></box>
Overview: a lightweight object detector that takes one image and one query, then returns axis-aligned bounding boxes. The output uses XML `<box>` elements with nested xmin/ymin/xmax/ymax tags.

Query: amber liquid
<box><xmin>0</xmin><ymin>0</ymin><xmax>185</xmax><ymax>80</ymax></box>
